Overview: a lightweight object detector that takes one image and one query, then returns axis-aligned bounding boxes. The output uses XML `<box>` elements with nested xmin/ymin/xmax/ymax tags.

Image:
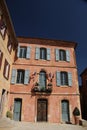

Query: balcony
<box><xmin>31</xmin><ymin>83</ymin><xmax>52</xmax><ymax>93</ymax></box>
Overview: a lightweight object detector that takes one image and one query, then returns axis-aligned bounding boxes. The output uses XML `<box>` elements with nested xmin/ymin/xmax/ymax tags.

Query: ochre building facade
<box><xmin>9</xmin><ymin>37</ymin><xmax>81</xmax><ymax>124</ymax></box>
<box><xmin>0</xmin><ymin>0</ymin><xmax>17</xmax><ymax>117</ymax></box>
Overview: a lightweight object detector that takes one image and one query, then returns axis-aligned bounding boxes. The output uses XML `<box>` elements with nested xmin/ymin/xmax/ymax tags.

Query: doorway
<box><xmin>37</xmin><ymin>99</ymin><xmax>48</xmax><ymax>122</ymax></box>
<box><xmin>13</xmin><ymin>98</ymin><xmax>22</xmax><ymax>121</ymax></box>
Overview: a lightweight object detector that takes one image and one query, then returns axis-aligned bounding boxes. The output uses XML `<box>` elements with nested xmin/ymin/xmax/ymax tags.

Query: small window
<box><xmin>61</xmin><ymin>72</ymin><xmax>68</xmax><ymax>85</ymax></box>
<box><xmin>3</xmin><ymin>59</ymin><xmax>10</xmax><ymax>80</ymax></box>
<box><xmin>0</xmin><ymin>50</ymin><xmax>3</xmax><ymax>69</ymax></box>
<box><xmin>16</xmin><ymin>70</ymin><xmax>25</xmax><ymax>84</ymax></box>
<box><xmin>59</xmin><ymin>50</ymin><xmax>66</xmax><ymax>61</ymax></box>
<box><xmin>0</xmin><ymin>15</ymin><xmax>7</xmax><ymax>39</ymax></box>
<box><xmin>19</xmin><ymin>47</ymin><xmax>27</xmax><ymax>58</ymax></box>
<box><xmin>40</xmin><ymin>48</ymin><xmax>47</xmax><ymax>60</ymax></box>
<box><xmin>7</xmin><ymin>36</ymin><xmax>12</xmax><ymax>54</ymax></box>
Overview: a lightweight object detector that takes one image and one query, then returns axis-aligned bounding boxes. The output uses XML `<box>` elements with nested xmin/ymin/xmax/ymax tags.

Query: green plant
<box><xmin>73</xmin><ymin>107</ymin><xmax>80</xmax><ymax>116</ymax></box>
<box><xmin>6</xmin><ymin>111</ymin><xmax>13</xmax><ymax>119</ymax></box>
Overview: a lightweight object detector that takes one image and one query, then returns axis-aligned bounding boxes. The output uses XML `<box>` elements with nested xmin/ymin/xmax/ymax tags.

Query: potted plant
<box><xmin>6</xmin><ymin>111</ymin><xmax>13</xmax><ymax>120</ymax></box>
<box><xmin>73</xmin><ymin>107</ymin><xmax>80</xmax><ymax>125</ymax></box>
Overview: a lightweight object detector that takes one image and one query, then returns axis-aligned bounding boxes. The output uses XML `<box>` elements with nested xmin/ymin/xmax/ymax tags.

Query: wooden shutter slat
<box><xmin>24</xmin><ymin>70</ymin><xmax>30</xmax><ymax>85</ymax></box>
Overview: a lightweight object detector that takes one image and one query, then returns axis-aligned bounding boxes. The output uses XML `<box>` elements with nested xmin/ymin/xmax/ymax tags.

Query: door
<box><xmin>13</xmin><ymin>99</ymin><xmax>22</xmax><ymax>121</ymax></box>
<box><xmin>37</xmin><ymin>99</ymin><xmax>48</xmax><ymax>121</ymax></box>
<box><xmin>61</xmin><ymin>100</ymin><xmax>70</xmax><ymax>122</ymax></box>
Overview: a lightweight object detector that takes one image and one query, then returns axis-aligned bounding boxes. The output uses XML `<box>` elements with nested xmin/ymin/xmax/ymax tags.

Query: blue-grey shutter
<box><xmin>47</xmin><ymin>48</ymin><xmax>51</xmax><ymax>60</ymax></box>
<box><xmin>35</xmin><ymin>47</ymin><xmax>40</xmax><ymax>59</ymax></box>
<box><xmin>66</xmin><ymin>50</ymin><xmax>70</xmax><ymax>62</ymax></box>
<box><xmin>68</xmin><ymin>72</ymin><xmax>72</xmax><ymax>86</ymax></box>
<box><xmin>11</xmin><ymin>69</ymin><xmax>17</xmax><ymax>84</ymax></box>
<box><xmin>24</xmin><ymin>70</ymin><xmax>30</xmax><ymax>85</ymax></box>
<box><xmin>17</xmin><ymin>45</ymin><xmax>20</xmax><ymax>58</ymax></box>
<box><xmin>26</xmin><ymin>46</ymin><xmax>31</xmax><ymax>59</ymax></box>
<box><xmin>55</xmin><ymin>49</ymin><xmax>59</xmax><ymax>61</ymax></box>
<box><xmin>56</xmin><ymin>71</ymin><xmax>61</xmax><ymax>86</ymax></box>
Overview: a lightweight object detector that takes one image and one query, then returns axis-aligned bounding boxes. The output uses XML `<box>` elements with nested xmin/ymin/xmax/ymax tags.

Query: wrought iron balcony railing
<box><xmin>31</xmin><ymin>84</ymin><xmax>52</xmax><ymax>93</ymax></box>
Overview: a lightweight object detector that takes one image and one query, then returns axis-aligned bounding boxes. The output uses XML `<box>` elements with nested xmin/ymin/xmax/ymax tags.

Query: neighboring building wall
<box><xmin>0</xmin><ymin>0</ymin><xmax>17</xmax><ymax>117</ymax></box>
<box><xmin>80</xmin><ymin>68</ymin><xmax>87</xmax><ymax>120</ymax></box>
<box><xmin>9</xmin><ymin>37</ymin><xmax>81</xmax><ymax>124</ymax></box>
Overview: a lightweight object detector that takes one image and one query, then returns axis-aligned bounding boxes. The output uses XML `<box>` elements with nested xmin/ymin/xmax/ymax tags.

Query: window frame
<box><xmin>3</xmin><ymin>59</ymin><xmax>10</xmax><ymax>80</ymax></box>
<box><xmin>40</xmin><ymin>48</ymin><xmax>47</xmax><ymax>60</ymax></box>
<box><xmin>16</xmin><ymin>69</ymin><xmax>25</xmax><ymax>84</ymax></box>
<box><xmin>0</xmin><ymin>50</ymin><xmax>3</xmax><ymax>69</ymax></box>
<box><xmin>39</xmin><ymin>71</ymin><xmax>47</xmax><ymax>89</ymax></box>
<box><xmin>0</xmin><ymin>15</ymin><xmax>7</xmax><ymax>39</ymax></box>
<box><xmin>61</xmin><ymin>72</ymin><xmax>68</xmax><ymax>86</ymax></box>
<box><xmin>7</xmin><ymin>36</ymin><xmax>12</xmax><ymax>54</ymax></box>
<box><xmin>19</xmin><ymin>47</ymin><xmax>27</xmax><ymax>58</ymax></box>
<box><xmin>59</xmin><ymin>50</ymin><xmax>66</xmax><ymax>61</ymax></box>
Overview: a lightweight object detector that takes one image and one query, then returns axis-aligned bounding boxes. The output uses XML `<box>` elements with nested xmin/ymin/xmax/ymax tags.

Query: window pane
<box><xmin>19</xmin><ymin>47</ymin><xmax>26</xmax><ymax>58</ymax></box>
<box><xmin>61</xmin><ymin>72</ymin><xmax>68</xmax><ymax>85</ymax></box>
<box><xmin>40</xmin><ymin>48</ymin><xmax>46</xmax><ymax>60</ymax></box>
<box><xmin>60</xmin><ymin>50</ymin><xmax>66</xmax><ymax>61</ymax></box>
<box><xmin>16</xmin><ymin>70</ymin><xmax>24</xmax><ymax>84</ymax></box>
<box><xmin>39</xmin><ymin>71</ymin><xmax>46</xmax><ymax>89</ymax></box>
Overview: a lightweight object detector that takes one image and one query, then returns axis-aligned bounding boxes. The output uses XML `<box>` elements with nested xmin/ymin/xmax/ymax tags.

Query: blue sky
<box><xmin>6</xmin><ymin>0</ymin><xmax>87</xmax><ymax>85</ymax></box>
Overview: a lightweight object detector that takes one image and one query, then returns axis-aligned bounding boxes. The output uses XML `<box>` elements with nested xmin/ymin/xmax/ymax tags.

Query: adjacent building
<box><xmin>0</xmin><ymin>0</ymin><xmax>17</xmax><ymax>117</ymax></box>
<box><xmin>9</xmin><ymin>37</ymin><xmax>81</xmax><ymax>124</ymax></box>
<box><xmin>80</xmin><ymin>68</ymin><xmax>87</xmax><ymax>120</ymax></box>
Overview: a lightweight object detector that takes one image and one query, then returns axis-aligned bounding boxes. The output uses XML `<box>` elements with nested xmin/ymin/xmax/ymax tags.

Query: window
<box><xmin>40</xmin><ymin>48</ymin><xmax>47</xmax><ymax>60</ymax></box>
<box><xmin>59</xmin><ymin>50</ymin><xmax>66</xmax><ymax>61</ymax></box>
<box><xmin>7</xmin><ymin>36</ymin><xmax>12</xmax><ymax>53</ymax></box>
<box><xmin>3</xmin><ymin>59</ymin><xmax>10</xmax><ymax>80</ymax></box>
<box><xmin>39</xmin><ymin>71</ymin><xmax>46</xmax><ymax>90</ymax></box>
<box><xmin>0</xmin><ymin>15</ymin><xmax>7</xmax><ymax>39</ymax></box>
<box><xmin>61</xmin><ymin>100</ymin><xmax>70</xmax><ymax>122</ymax></box>
<box><xmin>11</xmin><ymin>69</ymin><xmax>30</xmax><ymax>85</ymax></box>
<box><xmin>35</xmin><ymin>47</ymin><xmax>51</xmax><ymax>60</ymax></box>
<box><xmin>0</xmin><ymin>50</ymin><xmax>3</xmax><ymax>69</ymax></box>
<box><xmin>61</xmin><ymin>72</ymin><xmax>68</xmax><ymax>85</ymax></box>
<box><xmin>56</xmin><ymin>71</ymin><xmax>72</xmax><ymax>86</ymax></box>
<box><xmin>16</xmin><ymin>70</ymin><xmax>25</xmax><ymax>84</ymax></box>
<box><xmin>17</xmin><ymin>46</ymin><xmax>31</xmax><ymax>59</ymax></box>
<box><xmin>55</xmin><ymin>49</ymin><xmax>70</xmax><ymax>62</ymax></box>
<box><xmin>19</xmin><ymin>47</ymin><xmax>27</xmax><ymax>58</ymax></box>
